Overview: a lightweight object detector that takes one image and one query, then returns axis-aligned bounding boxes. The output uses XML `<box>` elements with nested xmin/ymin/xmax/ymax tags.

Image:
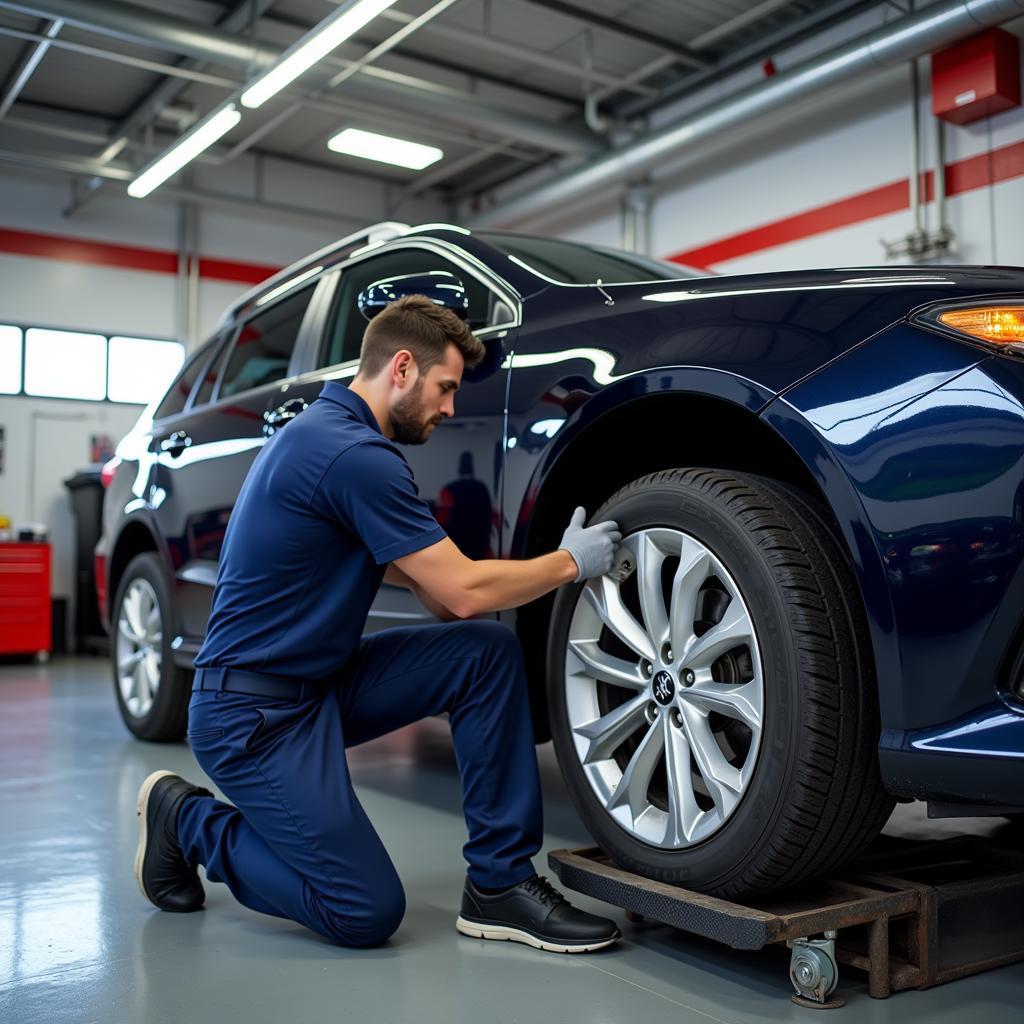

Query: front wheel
<box><xmin>546</xmin><ymin>469</ymin><xmax>894</xmax><ymax>898</ymax></box>
<box><xmin>111</xmin><ymin>552</ymin><xmax>190</xmax><ymax>741</ymax></box>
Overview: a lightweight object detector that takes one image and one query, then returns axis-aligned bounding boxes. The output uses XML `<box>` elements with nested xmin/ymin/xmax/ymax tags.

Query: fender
<box><xmin>508</xmin><ymin>364</ymin><xmax>775</xmax><ymax>559</ymax></box>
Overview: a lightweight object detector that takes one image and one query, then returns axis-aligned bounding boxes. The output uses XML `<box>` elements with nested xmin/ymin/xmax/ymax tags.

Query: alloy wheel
<box><xmin>115</xmin><ymin>578</ymin><xmax>163</xmax><ymax>719</ymax></box>
<box><xmin>564</xmin><ymin>528</ymin><xmax>764</xmax><ymax>848</ymax></box>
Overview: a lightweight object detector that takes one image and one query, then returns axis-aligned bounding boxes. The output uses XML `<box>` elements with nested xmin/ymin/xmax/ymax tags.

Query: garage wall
<box><xmin>483</xmin><ymin>11</ymin><xmax>1024</xmax><ymax>276</ymax></box>
<box><xmin>0</xmin><ymin>153</ymin><xmax>445</xmax><ymax>645</ymax></box>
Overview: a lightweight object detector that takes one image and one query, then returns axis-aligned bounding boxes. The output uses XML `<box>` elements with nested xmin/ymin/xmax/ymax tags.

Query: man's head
<box><xmin>352</xmin><ymin>294</ymin><xmax>486</xmax><ymax>445</ymax></box>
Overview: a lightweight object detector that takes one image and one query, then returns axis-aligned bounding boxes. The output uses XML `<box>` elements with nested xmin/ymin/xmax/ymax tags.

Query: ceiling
<box><xmin>0</xmin><ymin>0</ymin><xmax>884</xmax><ymax>213</ymax></box>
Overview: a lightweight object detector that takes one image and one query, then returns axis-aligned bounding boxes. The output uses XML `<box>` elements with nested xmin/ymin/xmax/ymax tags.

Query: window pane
<box><xmin>108</xmin><ymin>336</ymin><xmax>185</xmax><ymax>405</ymax></box>
<box><xmin>0</xmin><ymin>325</ymin><xmax>21</xmax><ymax>394</ymax></box>
<box><xmin>154</xmin><ymin>341</ymin><xmax>208</xmax><ymax>420</ymax></box>
<box><xmin>25</xmin><ymin>328</ymin><xmax>106</xmax><ymax>400</ymax></box>
<box><xmin>193</xmin><ymin>334</ymin><xmax>231</xmax><ymax>407</ymax></box>
<box><xmin>219</xmin><ymin>284</ymin><xmax>314</xmax><ymax>399</ymax></box>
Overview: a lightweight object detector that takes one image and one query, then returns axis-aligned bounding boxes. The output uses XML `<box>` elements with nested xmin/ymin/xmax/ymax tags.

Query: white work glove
<box><xmin>558</xmin><ymin>506</ymin><xmax>622</xmax><ymax>583</ymax></box>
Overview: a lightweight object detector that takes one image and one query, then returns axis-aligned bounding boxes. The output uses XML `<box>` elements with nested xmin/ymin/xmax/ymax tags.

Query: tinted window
<box><xmin>192</xmin><ymin>332</ymin><xmax>232</xmax><ymax>407</ymax></box>
<box><xmin>219</xmin><ymin>285</ymin><xmax>314</xmax><ymax>398</ymax></box>
<box><xmin>320</xmin><ymin>250</ymin><xmax>495</xmax><ymax>369</ymax></box>
<box><xmin>154</xmin><ymin>340</ymin><xmax>209</xmax><ymax>419</ymax></box>
<box><xmin>478</xmin><ymin>231</ymin><xmax>699</xmax><ymax>283</ymax></box>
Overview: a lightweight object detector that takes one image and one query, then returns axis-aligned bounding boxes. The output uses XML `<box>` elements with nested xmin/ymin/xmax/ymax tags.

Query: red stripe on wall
<box><xmin>0</xmin><ymin>225</ymin><xmax>282</xmax><ymax>284</ymax></box>
<box><xmin>197</xmin><ymin>256</ymin><xmax>281</xmax><ymax>285</ymax></box>
<box><xmin>669</xmin><ymin>137</ymin><xmax>1024</xmax><ymax>270</ymax></box>
<box><xmin>0</xmin><ymin>226</ymin><xmax>178</xmax><ymax>274</ymax></box>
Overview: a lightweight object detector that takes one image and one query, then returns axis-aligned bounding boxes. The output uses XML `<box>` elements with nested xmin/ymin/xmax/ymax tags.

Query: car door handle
<box><xmin>263</xmin><ymin>398</ymin><xmax>308</xmax><ymax>435</ymax></box>
<box><xmin>159</xmin><ymin>430</ymin><xmax>192</xmax><ymax>456</ymax></box>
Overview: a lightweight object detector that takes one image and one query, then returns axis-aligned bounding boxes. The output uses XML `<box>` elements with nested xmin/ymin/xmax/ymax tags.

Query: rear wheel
<box><xmin>111</xmin><ymin>553</ymin><xmax>190</xmax><ymax>742</ymax></box>
<box><xmin>546</xmin><ymin>469</ymin><xmax>894</xmax><ymax>897</ymax></box>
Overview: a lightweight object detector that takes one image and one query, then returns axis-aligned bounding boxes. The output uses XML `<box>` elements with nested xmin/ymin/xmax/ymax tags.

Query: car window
<box><xmin>319</xmin><ymin>250</ymin><xmax>496</xmax><ymax>370</ymax></box>
<box><xmin>192</xmin><ymin>331</ymin><xmax>232</xmax><ymax>407</ymax></box>
<box><xmin>218</xmin><ymin>284</ymin><xmax>315</xmax><ymax>399</ymax></box>
<box><xmin>477</xmin><ymin>231</ymin><xmax>700</xmax><ymax>283</ymax></box>
<box><xmin>153</xmin><ymin>339</ymin><xmax>210</xmax><ymax>419</ymax></box>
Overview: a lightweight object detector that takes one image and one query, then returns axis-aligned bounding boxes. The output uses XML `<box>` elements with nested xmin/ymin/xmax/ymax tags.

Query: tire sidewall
<box><xmin>547</xmin><ymin>477</ymin><xmax>806</xmax><ymax>890</ymax></box>
<box><xmin>111</xmin><ymin>552</ymin><xmax>188</xmax><ymax>741</ymax></box>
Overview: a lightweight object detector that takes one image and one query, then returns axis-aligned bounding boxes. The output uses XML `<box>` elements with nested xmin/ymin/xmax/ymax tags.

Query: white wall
<box><xmin>470</xmin><ymin>11</ymin><xmax>1024</xmax><ymax>275</ymax></box>
<box><xmin>0</xmin><ymin>152</ymin><xmax>446</xmax><ymax>645</ymax></box>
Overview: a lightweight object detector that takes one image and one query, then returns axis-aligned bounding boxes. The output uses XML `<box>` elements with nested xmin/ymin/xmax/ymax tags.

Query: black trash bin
<box><xmin>64</xmin><ymin>467</ymin><xmax>107</xmax><ymax>655</ymax></box>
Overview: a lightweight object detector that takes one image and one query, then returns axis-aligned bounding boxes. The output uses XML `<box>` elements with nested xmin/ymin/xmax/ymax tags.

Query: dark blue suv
<box><xmin>98</xmin><ymin>222</ymin><xmax>1024</xmax><ymax>897</ymax></box>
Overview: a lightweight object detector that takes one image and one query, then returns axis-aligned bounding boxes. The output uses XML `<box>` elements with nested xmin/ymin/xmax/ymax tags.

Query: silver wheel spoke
<box><xmin>681</xmin><ymin>600</ymin><xmax>753</xmax><ymax>670</ymax></box>
<box><xmin>680</xmin><ymin>703</ymin><xmax>743</xmax><ymax>818</ymax></box>
<box><xmin>118</xmin><ymin>618</ymin><xmax>141</xmax><ymax>644</ymax></box>
<box><xmin>574</xmin><ymin>694</ymin><xmax>649</xmax><ymax>764</ymax></box>
<box><xmin>681</xmin><ymin>678</ymin><xmax>762</xmax><ymax>731</ymax></box>
<box><xmin>125</xmin><ymin>588</ymin><xmax>145</xmax><ymax>639</ymax></box>
<box><xmin>668</xmin><ymin>540</ymin><xmax>710</xmax><ymax>661</ymax></box>
<box><xmin>607</xmin><ymin>717</ymin><xmax>664</xmax><ymax>821</ymax></box>
<box><xmin>119</xmin><ymin>650</ymin><xmax>144</xmax><ymax>674</ymax></box>
<box><xmin>568</xmin><ymin>639</ymin><xmax>646</xmax><ymax>690</ymax></box>
<box><xmin>582</xmin><ymin>576</ymin><xmax>655</xmax><ymax>661</ymax></box>
<box><xmin>637</xmin><ymin>533</ymin><xmax>669</xmax><ymax>647</ymax></box>
<box><xmin>662</xmin><ymin>715</ymin><xmax>703</xmax><ymax>844</ymax></box>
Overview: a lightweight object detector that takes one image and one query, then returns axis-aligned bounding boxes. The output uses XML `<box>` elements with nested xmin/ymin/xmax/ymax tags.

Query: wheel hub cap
<box><xmin>564</xmin><ymin>527</ymin><xmax>765</xmax><ymax>849</ymax></box>
<box><xmin>115</xmin><ymin>578</ymin><xmax>162</xmax><ymax>719</ymax></box>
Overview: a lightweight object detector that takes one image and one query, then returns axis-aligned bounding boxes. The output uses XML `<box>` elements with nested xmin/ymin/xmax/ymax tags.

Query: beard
<box><xmin>390</xmin><ymin>378</ymin><xmax>438</xmax><ymax>445</ymax></box>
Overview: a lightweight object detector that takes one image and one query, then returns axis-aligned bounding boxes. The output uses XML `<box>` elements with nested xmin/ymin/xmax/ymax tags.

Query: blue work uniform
<box><xmin>177</xmin><ymin>381</ymin><xmax>543</xmax><ymax>947</ymax></box>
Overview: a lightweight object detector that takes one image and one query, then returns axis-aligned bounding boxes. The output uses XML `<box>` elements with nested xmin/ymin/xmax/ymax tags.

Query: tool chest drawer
<box><xmin>0</xmin><ymin>543</ymin><xmax>52</xmax><ymax>656</ymax></box>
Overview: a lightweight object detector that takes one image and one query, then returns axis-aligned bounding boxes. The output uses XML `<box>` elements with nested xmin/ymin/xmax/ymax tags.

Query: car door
<box><xmin>151</xmin><ymin>278</ymin><xmax>328</xmax><ymax>651</ymax></box>
<box><xmin>265</xmin><ymin>241</ymin><xmax>519</xmax><ymax>631</ymax></box>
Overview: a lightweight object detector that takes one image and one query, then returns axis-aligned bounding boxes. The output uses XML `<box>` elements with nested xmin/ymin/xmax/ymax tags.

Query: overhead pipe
<box><xmin>0</xmin><ymin>0</ymin><xmax>600</xmax><ymax>156</ymax></box>
<box><xmin>469</xmin><ymin>0</ymin><xmax>1024</xmax><ymax>228</ymax></box>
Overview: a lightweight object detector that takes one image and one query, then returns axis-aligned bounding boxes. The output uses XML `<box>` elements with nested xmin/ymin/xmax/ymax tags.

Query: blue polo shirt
<box><xmin>194</xmin><ymin>381</ymin><xmax>448</xmax><ymax>680</ymax></box>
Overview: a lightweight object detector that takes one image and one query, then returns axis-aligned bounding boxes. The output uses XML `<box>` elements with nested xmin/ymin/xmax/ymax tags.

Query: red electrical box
<box><xmin>0</xmin><ymin>543</ymin><xmax>52</xmax><ymax>657</ymax></box>
<box><xmin>932</xmin><ymin>28</ymin><xmax>1021</xmax><ymax>125</ymax></box>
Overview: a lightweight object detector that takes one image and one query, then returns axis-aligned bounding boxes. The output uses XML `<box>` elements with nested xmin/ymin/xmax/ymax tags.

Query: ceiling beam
<box><xmin>0</xmin><ymin>16</ymin><xmax>62</xmax><ymax>119</ymax></box>
<box><xmin>515</xmin><ymin>0</ymin><xmax>710</xmax><ymax>70</ymax></box>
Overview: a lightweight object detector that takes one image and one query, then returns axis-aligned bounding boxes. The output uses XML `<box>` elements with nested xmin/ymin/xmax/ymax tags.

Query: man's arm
<box><xmin>394</xmin><ymin>537</ymin><xmax>579</xmax><ymax>619</ymax></box>
<box><xmin>382</xmin><ymin>561</ymin><xmax>463</xmax><ymax>621</ymax></box>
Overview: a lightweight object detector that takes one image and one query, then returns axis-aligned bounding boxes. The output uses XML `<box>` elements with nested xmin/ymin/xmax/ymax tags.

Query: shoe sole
<box><xmin>455</xmin><ymin>915</ymin><xmax>619</xmax><ymax>953</ymax></box>
<box><xmin>135</xmin><ymin>769</ymin><xmax>177</xmax><ymax>905</ymax></box>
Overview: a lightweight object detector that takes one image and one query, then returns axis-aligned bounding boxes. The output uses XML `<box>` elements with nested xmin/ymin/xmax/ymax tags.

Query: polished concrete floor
<box><xmin>1</xmin><ymin>655</ymin><xmax>1022</xmax><ymax>1024</ymax></box>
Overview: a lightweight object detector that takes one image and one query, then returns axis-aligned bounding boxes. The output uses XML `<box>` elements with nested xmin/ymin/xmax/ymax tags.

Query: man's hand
<box><xmin>558</xmin><ymin>506</ymin><xmax>622</xmax><ymax>582</ymax></box>
<box><xmin>383</xmin><ymin>562</ymin><xmax>463</xmax><ymax>621</ymax></box>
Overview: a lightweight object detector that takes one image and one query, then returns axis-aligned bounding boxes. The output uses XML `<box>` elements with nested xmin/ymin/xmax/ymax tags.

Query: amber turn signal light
<box><xmin>937</xmin><ymin>306</ymin><xmax>1024</xmax><ymax>351</ymax></box>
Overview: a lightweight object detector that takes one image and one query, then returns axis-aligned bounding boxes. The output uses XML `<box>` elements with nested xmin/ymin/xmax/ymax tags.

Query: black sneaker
<box><xmin>456</xmin><ymin>874</ymin><xmax>621</xmax><ymax>953</ymax></box>
<box><xmin>135</xmin><ymin>770</ymin><xmax>212</xmax><ymax>912</ymax></box>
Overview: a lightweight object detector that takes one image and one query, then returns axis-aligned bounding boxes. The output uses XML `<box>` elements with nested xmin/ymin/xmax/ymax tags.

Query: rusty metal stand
<box><xmin>548</xmin><ymin>835</ymin><xmax>1024</xmax><ymax>1007</ymax></box>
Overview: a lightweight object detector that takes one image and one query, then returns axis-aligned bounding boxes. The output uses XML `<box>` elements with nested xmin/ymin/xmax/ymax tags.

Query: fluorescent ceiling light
<box><xmin>242</xmin><ymin>0</ymin><xmax>399</xmax><ymax>109</ymax></box>
<box><xmin>128</xmin><ymin>105</ymin><xmax>241</xmax><ymax>198</ymax></box>
<box><xmin>327</xmin><ymin>128</ymin><xmax>443</xmax><ymax>170</ymax></box>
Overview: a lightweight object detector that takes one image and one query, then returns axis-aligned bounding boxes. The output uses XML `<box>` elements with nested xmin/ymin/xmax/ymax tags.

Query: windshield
<box><xmin>477</xmin><ymin>231</ymin><xmax>703</xmax><ymax>284</ymax></box>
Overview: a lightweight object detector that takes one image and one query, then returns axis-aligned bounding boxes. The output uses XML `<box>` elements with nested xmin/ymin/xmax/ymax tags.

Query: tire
<box><xmin>111</xmin><ymin>552</ymin><xmax>190</xmax><ymax>742</ymax></box>
<box><xmin>546</xmin><ymin>469</ymin><xmax>895</xmax><ymax>898</ymax></box>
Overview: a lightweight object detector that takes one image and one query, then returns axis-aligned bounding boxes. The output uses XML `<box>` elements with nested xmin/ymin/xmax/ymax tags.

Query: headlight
<box><xmin>915</xmin><ymin>299</ymin><xmax>1024</xmax><ymax>357</ymax></box>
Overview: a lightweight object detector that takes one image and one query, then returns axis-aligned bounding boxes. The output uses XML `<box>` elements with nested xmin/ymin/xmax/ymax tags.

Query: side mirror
<box><xmin>357</xmin><ymin>271</ymin><xmax>469</xmax><ymax>321</ymax></box>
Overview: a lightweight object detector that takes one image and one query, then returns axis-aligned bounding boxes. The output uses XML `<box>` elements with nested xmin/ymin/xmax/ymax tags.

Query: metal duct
<box><xmin>0</xmin><ymin>0</ymin><xmax>599</xmax><ymax>156</ymax></box>
<box><xmin>469</xmin><ymin>0</ymin><xmax>1024</xmax><ymax>227</ymax></box>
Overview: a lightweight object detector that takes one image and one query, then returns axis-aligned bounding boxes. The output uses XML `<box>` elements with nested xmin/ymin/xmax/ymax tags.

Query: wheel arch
<box><xmin>108</xmin><ymin>518</ymin><xmax>169</xmax><ymax>621</ymax></box>
<box><xmin>511</xmin><ymin>384</ymin><xmax>875</xmax><ymax>742</ymax></box>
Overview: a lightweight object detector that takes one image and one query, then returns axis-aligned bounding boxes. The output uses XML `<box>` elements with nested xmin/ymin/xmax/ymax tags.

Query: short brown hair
<box><xmin>357</xmin><ymin>294</ymin><xmax>485</xmax><ymax>380</ymax></box>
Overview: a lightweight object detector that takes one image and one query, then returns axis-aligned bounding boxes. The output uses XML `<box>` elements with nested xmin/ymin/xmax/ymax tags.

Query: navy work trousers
<box><xmin>176</xmin><ymin>619</ymin><xmax>543</xmax><ymax>947</ymax></box>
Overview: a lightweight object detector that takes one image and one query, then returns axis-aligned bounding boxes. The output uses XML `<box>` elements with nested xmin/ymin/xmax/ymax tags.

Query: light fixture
<box><xmin>128</xmin><ymin>105</ymin><xmax>241</xmax><ymax>198</ymax></box>
<box><xmin>241</xmin><ymin>0</ymin><xmax>399</xmax><ymax>109</ymax></box>
<box><xmin>327</xmin><ymin>128</ymin><xmax>443</xmax><ymax>170</ymax></box>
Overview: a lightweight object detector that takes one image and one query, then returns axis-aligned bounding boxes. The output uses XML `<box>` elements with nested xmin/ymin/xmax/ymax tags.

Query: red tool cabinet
<box><xmin>0</xmin><ymin>543</ymin><xmax>52</xmax><ymax>657</ymax></box>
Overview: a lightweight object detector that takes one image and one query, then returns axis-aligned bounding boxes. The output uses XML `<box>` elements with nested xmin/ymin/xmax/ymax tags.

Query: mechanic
<box><xmin>135</xmin><ymin>294</ymin><xmax>624</xmax><ymax>953</ymax></box>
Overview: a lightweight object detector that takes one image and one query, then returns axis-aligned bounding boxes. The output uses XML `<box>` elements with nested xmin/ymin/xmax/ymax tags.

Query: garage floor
<box><xmin>1</xmin><ymin>656</ymin><xmax>1021</xmax><ymax>1023</ymax></box>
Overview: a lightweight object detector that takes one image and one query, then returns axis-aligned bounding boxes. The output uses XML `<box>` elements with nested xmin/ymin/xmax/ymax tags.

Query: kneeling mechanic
<box><xmin>135</xmin><ymin>294</ymin><xmax>624</xmax><ymax>952</ymax></box>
